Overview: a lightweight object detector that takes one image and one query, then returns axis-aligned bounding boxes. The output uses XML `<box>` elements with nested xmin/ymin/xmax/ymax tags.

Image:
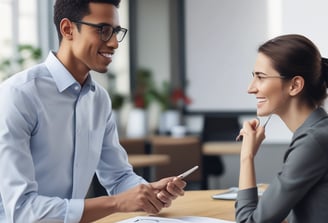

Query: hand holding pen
<box><xmin>236</xmin><ymin>115</ymin><xmax>272</xmax><ymax>158</ymax></box>
<box><xmin>236</xmin><ymin>115</ymin><xmax>272</xmax><ymax>142</ymax></box>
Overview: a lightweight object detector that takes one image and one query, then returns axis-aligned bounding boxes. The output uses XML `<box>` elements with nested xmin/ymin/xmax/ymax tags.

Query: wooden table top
<box><xmin>202</xmin><ymin>142</ymin><xmax>241</xmax><ymax>155</ymax></box>
<box><xmin>94</xmin><ymin>190</ymin><xmax>235</xmax><ymax>222</ymax></box>
<box><xmin>128</xmin><ymin>154</ymin><xmax>170</xmax><ymax>168</ymax></box>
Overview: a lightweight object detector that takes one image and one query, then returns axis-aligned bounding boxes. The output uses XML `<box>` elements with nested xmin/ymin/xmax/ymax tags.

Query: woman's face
<box><xmin>248</xmin><ymin>53</ymin><xmax>291</xmax><ymax>117</ymax></box>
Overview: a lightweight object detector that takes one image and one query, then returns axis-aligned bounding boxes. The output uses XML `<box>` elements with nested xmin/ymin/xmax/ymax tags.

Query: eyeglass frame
<box><xmin>71</xmin><ymin>20</ymin><xmax>128</xmax><ymax>42</ymax></box>
<box><xmin>252</xmin><ymin>71</ymin><xmax>289</xmax><ymax>80</ymax></box>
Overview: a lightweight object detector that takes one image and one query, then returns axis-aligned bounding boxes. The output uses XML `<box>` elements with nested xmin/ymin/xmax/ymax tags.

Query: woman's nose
<box><xmin>247</xmin><ymin>79</ymin><xmax>257</xmax><ymax>94</ymax></box>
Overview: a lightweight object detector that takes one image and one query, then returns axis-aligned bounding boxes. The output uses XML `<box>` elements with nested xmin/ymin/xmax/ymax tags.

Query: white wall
<box><xmin>185</xmin><ymin>0</ymin><xmax>267</xmax><ymax>112</ymax></box>
<box><xmin>136</xmin><ymin>0</ymin><xmax>171</xmax><ymax>85</ymax></box>
<box><xmin>183</xmin><ymin>0</ymin><xmax>328</xmax><ymax>143</ymax></box>
<box><xmin>185</xmin><ymin>0</ymin><xmax>328</xmax><ymax>113</ymax></box>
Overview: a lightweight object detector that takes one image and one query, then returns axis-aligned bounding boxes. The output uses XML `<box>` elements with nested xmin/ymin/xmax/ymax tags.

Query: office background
<box><xmin>1</xmin><ymin>0</ymin><xmax>328</xmax><ymax>188</ymax></box>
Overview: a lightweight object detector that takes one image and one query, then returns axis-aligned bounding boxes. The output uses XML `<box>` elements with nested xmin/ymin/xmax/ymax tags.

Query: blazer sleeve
<box><xmin>235</xmin><ymin>132</ymin><xmax>328</xmax><ymax>223</ymax></box>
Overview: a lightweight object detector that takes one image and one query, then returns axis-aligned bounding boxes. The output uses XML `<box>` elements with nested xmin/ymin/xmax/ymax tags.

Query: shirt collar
<box><xmin>84</xmin><ymin>75</ymin><xmax>96</xmax><ymax>92</ymax></box>
<box><xmin>45</xmin><ymin>51</ymin><xmax>96</xmax><ymax>92</ymax></box>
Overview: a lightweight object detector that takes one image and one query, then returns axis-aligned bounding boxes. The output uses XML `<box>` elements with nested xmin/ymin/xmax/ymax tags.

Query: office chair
<box><xmin>201</xmin><ymin>115</ymin><xmax>240</xmax><ymax>189</ymax></box>
<box><xmin>119</xmin><ymin>138</ymin><xmax>146</xmax><ymax>154</ymax></box>
<box><xmin>150</xmin><ymin>136</ymin><xmax>202</xmax><ymax>188</ymax></box>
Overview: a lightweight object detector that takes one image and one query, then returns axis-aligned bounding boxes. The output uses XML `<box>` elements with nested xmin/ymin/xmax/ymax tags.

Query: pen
<box><xmin>262</xmin><ymin>114</ymin><xmax>272</xmax><ymax>128</ymax></box>
<box><xmin>235</xmin><ymin>115</ymin><xmax>272</xmax><ymax>141</ymax></box>
<box><xmin>177</xmin><ymin>165</ymin><xmax>199</xmax><ymax>179</ymax></box>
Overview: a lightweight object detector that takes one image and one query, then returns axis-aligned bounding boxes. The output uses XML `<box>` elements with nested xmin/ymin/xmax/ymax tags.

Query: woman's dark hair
<box><xmin>53</xmin><ymin>0</ymin><xmax>121</xmax><ymax>43</ymax></box>
<box><xmin>258</xmin><ymin>34</ymin><xmax>328</xmax><ymax>107</ymax></box>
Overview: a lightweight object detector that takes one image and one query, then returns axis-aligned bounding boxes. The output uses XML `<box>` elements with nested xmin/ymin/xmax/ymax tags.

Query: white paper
<box><xmin>212</xmin><ymin>187</ymin><xmax>264</xmax><ymax>200</ymax></box>
<box><xmin>117</xmin><ymin>216</ymin><xmax>235</xmax><ymax>223</ymax></box>
<box><xmin>211</xmin><ymin>187</ymin><xmax>239</xmax><ymax>200</ymax></box>
<box><xmin>177</xmin><ymin>216</ymin><xmax>235</xmax><ymax>223</ymax></box>
<box><xmin>212</xmin><ymin>192</ymin><xmax>238</xmax><ymax>200</ymax></box>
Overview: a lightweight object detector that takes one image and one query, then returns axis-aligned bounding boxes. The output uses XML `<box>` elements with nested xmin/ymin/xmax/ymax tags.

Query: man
<box><xmin>0</xmin><ymin>0</ymin><xmax>186</xmax><ymax>222</ymax></box>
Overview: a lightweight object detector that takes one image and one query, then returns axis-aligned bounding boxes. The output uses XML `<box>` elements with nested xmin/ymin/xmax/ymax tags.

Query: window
<box><xmin>0</xmin><ymin>0</ymin><xmax>130</xmax><ymax>97</ymax></box>
<box><xmin>0</xmin><ymin>0</ymin><xmax>38</xmax><ymax>80</ymax></box>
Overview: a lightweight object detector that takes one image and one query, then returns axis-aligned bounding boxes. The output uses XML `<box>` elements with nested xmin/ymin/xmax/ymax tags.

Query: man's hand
<box><xmin>111</xmin><ymin>177</ymin><xmax>186</xmax><ymax>214</ymax></box>
<box><xmin>150</xmin><ymin>177</ymin><xmax>186</xmax><ymax>207</ymax></box>
<box><xmin>112</xmin><ymin>183</ymin><xmax>165</xmax><ymax>214</ymax></box>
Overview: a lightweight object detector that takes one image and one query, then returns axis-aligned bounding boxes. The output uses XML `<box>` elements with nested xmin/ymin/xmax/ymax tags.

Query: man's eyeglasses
<box><xmin>72</xmin><ymin>20</ymin><xmax>128</xmax><ymax>42</ymax></box>
<box><xmin>252</xmin><ymin>72</ymin><xmax>287</xmax><ymax>80</ymax></box>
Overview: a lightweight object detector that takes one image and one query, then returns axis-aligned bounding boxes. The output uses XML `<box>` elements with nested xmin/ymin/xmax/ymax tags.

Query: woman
<box><xmin>235</xmin><ymin>34</ymin><xmax>328</xmax><ymax>223</ymax></box>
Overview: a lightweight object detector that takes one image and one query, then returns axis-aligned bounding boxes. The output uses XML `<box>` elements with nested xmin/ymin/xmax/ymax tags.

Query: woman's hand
<box><xmin>239</xmin><ymin>118</ymin><xmax>266</xmax><ymax>159</ymax></box>
<box><xmin>238</xmin><ymin>118</ymin><xmax>266</xmax><ymax>190</ymax></box>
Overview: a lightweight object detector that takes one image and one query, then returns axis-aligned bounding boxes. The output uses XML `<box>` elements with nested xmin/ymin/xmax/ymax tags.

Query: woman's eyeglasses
<box><xmin>252</xmin><ymin>72</ymin><xmax>287</xmax><ymax>80</ymax></box>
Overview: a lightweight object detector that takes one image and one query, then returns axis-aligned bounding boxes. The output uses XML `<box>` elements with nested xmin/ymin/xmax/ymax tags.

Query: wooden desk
<box><xmin>202</xmin><ymin>142</ymin><xmax>241</xmax><ymax>155</ymax></box>
<box><xmin>94</xmin><ymin>190</ymin><xmax>235</xmax><ymax>222</ymax></box>
<box><xmin>149</xmin><ymin>135</ymin><xmax>200</xmax><ymax>145</ymax></box>
<box><xmin>128</xmin><ymin>154</ymin><xmax>170</xmax><ymax>168</ymax></box>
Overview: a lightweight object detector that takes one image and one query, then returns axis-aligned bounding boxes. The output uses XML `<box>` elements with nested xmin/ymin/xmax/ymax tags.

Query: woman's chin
<box><xmin>257</xmin><ymin>110</ymin><xmax>271</xmax><ymax>117</ymax></box>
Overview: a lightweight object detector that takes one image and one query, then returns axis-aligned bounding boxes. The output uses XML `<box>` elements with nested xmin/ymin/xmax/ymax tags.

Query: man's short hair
<box><xmin>53</xmin><ymin>0</ymin><xmax>121</xmax><ymax>42</ymax></box>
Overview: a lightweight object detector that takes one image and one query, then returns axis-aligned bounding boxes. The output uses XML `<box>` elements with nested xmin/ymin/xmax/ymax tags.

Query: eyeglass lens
<box><xmin>101</xmin><ymin>26</ymin><xmax>126</xmax><ymax>42</ymax></box>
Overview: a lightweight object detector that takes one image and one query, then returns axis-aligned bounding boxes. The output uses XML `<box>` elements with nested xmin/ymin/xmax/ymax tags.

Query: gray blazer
<box><xmin>235</xmin><ymin>107</ymin><xmax>328</xmax><ymax>223</ymax></box>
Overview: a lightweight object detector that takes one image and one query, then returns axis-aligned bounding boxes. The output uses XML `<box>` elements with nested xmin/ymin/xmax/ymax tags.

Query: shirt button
<box><xmin>74</xmin><ymin>85</ymin><xmax>80</xmax><ymax>91</ymax></box>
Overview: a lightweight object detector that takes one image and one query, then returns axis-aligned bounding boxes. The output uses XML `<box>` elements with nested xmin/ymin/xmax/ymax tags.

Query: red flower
<box><xmin>170</xmin><ymin>89</ymin><xmax>192</xmax><ymax>108</ymax></box>
<box><xmin>133</xmin><ymin>94</ymin><xmax>146</xmax><ymax>108</ymax></box>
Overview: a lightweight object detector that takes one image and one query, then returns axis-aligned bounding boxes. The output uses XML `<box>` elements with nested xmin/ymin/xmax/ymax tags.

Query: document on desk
<box><xmin>117</xmin><ymin>216</ymin><xmax>235</xmax><ymax>223</ymax></box>
<box><xmin>211</xmin><ymin>187</ymin><xmax>239</xmax><ymax>200</ymax></box>
<box><xmin>212</xmin><ymin>187</ymin><xmax>264</xmax><ymax>200</ymax></box>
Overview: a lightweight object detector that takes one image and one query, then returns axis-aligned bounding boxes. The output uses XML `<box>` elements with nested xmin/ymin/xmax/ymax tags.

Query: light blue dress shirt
<box><xmin>0</xmin><ymin>52</ymin><xmax>146</xmax><ymax>223</ymax></box>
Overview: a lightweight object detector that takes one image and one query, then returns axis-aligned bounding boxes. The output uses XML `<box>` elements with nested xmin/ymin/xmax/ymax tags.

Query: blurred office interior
<box><xmin>1</xmin><ymin>0</ymin><xmax>328</xmax><ymax>190</ymax></box>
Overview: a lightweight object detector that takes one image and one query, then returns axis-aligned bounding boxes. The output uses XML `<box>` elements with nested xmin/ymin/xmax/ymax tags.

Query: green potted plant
<box><xmin>106</xmin><ymin>72</ymin><xmax>126</xmax><ymax>110</ymax></box>
<box><xmin>149</xmin><ymin>81</ymin><xmax>192</xmax><ymax>134</ymax></box>
<box><xmin>126</xmin><ymin>68</ymin><xmax>157</xmax><ymax>137</ymax></box>
<box><xmin>0</xmin><ymin>44</ymin><xmax>42</xmax><ymax>81</ymax></box>
<box><xmin>105</xmin><ymin>72</ymin><xmax>127</xmax><ymax>136</ymax></box>
<box><xmin>149</xmin><ymin>81</ymin><xmax>191</xmax><ymax>111</ymax></box>
<box><xmin>132</xmin><ymin>68</ymin><xmax>157</xmax><ymax>109</ymax></box>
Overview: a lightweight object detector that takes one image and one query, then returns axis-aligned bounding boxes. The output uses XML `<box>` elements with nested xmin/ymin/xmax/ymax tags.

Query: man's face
<box><xmin>70</xmin><ymin>3</ymin><xmax>121</xmax><ymax>76</ymax></box>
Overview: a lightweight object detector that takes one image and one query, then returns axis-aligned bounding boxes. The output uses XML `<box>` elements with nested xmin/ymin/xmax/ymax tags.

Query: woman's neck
<box><xmin>280</xmin><ymin>104</ymin><xmax>315</xmax><ymax>132</ymax></box>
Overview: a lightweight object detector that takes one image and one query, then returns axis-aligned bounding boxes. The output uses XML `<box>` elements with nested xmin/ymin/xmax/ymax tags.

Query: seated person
<box><xmin>0</xmin><ymin>1</ymin><xmax>186</xmax><ymax>222</ymax></box>
<box><xmin>235</xmin><ymin>34</ymin><xmax>328</xmax><ymax>222</ymax></box>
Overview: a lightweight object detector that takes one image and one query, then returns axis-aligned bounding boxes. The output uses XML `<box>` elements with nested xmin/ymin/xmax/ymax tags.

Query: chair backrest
<box><xmin>120</xmin><ymin>138</ymin><xmax>146</xmax><ymax>154</ymax></box>
<box><xmin>150</xmin><ymin>136</ymin><xmax>202</xmax><ymax>182</ymax></box>
<box><xmin>200</xmin><ymin>115</ymin><xmax>241</xmax><ymax>188</ymax></box>
<box><xmin>201</xmin><ymin>115</ymin><xmax>240</xmax><ymax>142</ymax></box>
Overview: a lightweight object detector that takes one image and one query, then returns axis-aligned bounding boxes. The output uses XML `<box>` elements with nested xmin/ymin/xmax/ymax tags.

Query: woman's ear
<box><xmin>289</xmin><ymin>75</ymin><xmax>304</xmax><ymax>96</ymax></box>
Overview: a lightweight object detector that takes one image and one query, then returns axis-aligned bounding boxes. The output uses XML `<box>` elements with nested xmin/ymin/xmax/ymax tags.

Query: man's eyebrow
<box><xmin>97</xmin><ymin>22</ymin><xmax>121</xmax><ymax>28</ymax></box>
<box><xmin>96</xmin><ymin>22</ymin><xmax>112</xmax><ymax>26</ymax></box>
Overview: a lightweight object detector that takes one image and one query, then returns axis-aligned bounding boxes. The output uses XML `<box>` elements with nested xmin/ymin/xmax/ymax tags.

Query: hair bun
<box><xmin>322</xmin><ymin>57</ymin><xmax>328</xmax><ymax>86</ymax></box>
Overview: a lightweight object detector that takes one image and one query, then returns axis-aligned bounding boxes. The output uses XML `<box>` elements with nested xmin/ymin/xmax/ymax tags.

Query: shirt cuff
<box><xmin>64</xmin><ymin>199</ymin><xmax>84</xmax><ymax>223</ymax></box>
